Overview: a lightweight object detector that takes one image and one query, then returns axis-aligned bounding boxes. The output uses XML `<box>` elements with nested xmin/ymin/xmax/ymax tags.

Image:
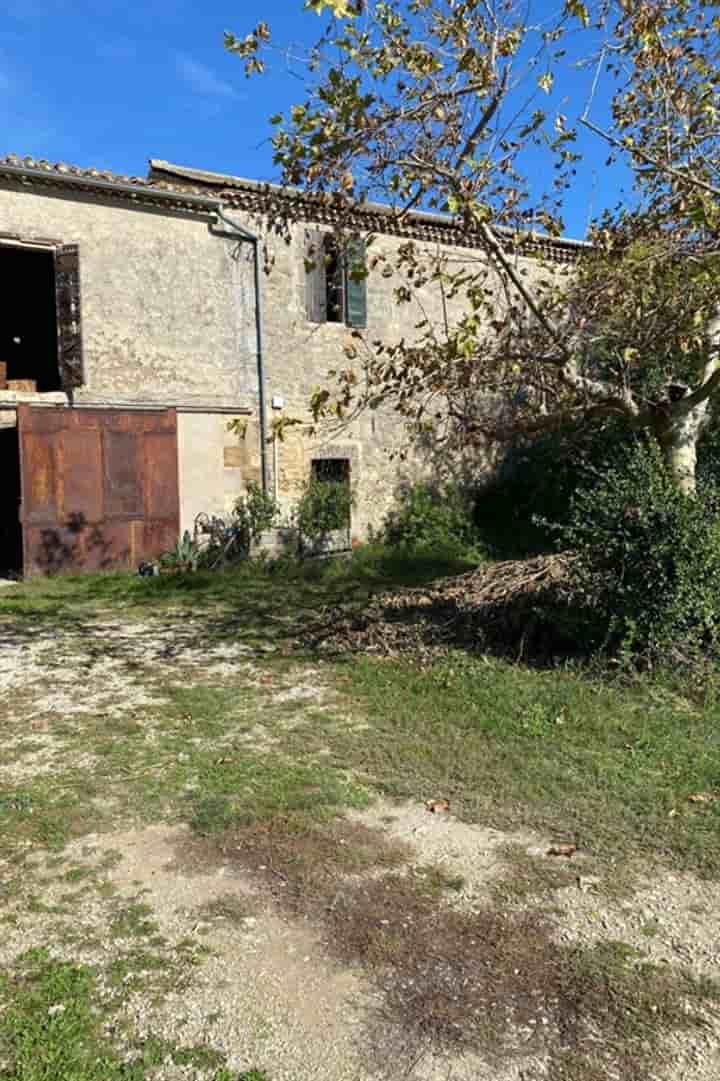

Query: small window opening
<box><xmin>324</xmin><ymin>240</ymin><xmax>345</xmax><ymax>324</ymax></box>
<box><xmin>0</xmin><ymin>246</ymin><xmax>60</xmax><ymax>392</ymax></box>
<box><xmin>312</xmin><ymin>458</ymin><xmax>351</xmax><ymax>485</ymax></box>
<box><xmin>0</xmin><ymin>426</ymin><xmax>22</xmax><ymax>575</ymax></box>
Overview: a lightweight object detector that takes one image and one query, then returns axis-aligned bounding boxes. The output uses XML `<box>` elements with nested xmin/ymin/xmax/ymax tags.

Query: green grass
<box><xmin>3</xmin><ymin>551</ymin><xmax>720</xmax><ymax>880</ymax></box>
<box><xmin>0</xmin><ymin>544</ymin><xmax>476</xmax><ymax>624</ymax></box>
<box><xmin>0</xmin><ymin>949</ymin><xmax>235</xmax><ymax>1081</ymax></box>
<box><xmin>0</xmin><ymin>697</ymin><xmax>368</xmax><ymax>864</ymax></box>
<box><xmin>0</xmin><ymin>950</ymin><xmax>129</xmax><ymax>1081</ymax></box>
<box><xmin>333</xmin><ymin>651</ymin><xmax>720</xmax><ymax>877</ymax></box>
<box><xmin>0</xmin><ymin>774</ymin><xmax>109</xmax><ymax>859</ymax></box>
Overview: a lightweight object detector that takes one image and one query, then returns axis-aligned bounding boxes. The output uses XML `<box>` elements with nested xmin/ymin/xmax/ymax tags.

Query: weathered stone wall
<box><xmin>178</xmin><ymin>414</ymin><xmax>262</xmax><ymax>535</ymax></box>
<box><xmin>0</xmin><ymin>185</ymin><xmax>257</xmax><ymax>408</ymax></box>
<box><xmin>0</xmin><ymin>184</ymin><xmax>261</xmax><ymax>541</ymax></box>
<box><xmin>231</xmin><ymin>210</ymin><xmax>524</xmax><ymax>539</ymax></box>
<box><xmin>0</xmin><ymin>180</ymin><xmax>564</xmax><ymax>545</ymax></box>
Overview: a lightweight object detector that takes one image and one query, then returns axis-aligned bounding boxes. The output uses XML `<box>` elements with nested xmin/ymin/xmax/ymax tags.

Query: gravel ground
<box><xmin>2</xmin><ymin>611</ymin><xmax>720</xmax><ymax>1079</ymax></box>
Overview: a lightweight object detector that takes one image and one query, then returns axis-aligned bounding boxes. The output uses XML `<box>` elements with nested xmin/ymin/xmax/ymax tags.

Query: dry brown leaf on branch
<box><xmin>426</xmin><ymin>798</ymin><xmax>450</xmax><ymax>814</ymax></box>
<box><xmin>547</xmin><ymin>843</ymin><xmax>578</xmax><ymax>858</ymax></box>
<box><xmin>688</xmin><ymin>792</ymin><xmax>716</xmax><ymax>804</ymax></box>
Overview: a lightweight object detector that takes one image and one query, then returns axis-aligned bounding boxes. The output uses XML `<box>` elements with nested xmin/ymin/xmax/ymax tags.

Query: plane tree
<box><xmin>228</xmin><ymin>0</ymin><xmax>720</xmax><ymax>493</ymax></box>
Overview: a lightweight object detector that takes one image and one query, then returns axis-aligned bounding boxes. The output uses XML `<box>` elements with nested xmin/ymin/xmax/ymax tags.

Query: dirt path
<box><xmin>1</xmin><ymin>610</ymin><xmax>720</xmax><ymax>1080</ymax></box>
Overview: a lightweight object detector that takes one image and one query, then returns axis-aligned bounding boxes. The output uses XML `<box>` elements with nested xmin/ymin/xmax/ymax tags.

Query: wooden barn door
<box><xmin>18</xmin><ymin>405</ymin><xmax>179</xmax><ymax>576</ymax></box>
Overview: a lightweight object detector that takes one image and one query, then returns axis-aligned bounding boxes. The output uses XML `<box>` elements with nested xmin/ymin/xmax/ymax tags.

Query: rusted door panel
<box><xmin>144</xmin><ymin>429</ymin><xmax>179</xmax><ymax>521</ymax></box>
<box><xmin>81</xmin><ymin>521</ymin><xmax>131</xmax><ymax>572</ymax></box>
<box><xmin>59</xmin><ymin>429</ymin><xmax>104</xmax><ymax>523</ymax></box>
<box><xmin>18</xmin><ymin>405</ymin><xmax>180</xmax><ymax>576</ymax></box>
<box><xmin>21</xmin><ymin>525</ymin><xmax>81</xmax><ymax>576</ymax></box>
<box><xmin>18</xmin><ymin>407</ymin><xmax>61</xmax><ymax>525</ymax></box>
<box><xmin>104</xmin><ymin>430</ymin><xmax>143</xmax><ymax>516</ymax></box>
<box><xmin>142</xmin><ymin>519</ymin><xmax>179</xmax><ymax>560</ymax></box>
<box><xmin>21</xmin><ymin>433</ymin><xmax>56</xmax><ymax>525</ymax></box>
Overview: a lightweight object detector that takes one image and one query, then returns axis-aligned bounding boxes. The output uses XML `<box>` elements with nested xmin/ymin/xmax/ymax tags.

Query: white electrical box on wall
<box><xmin>271</xmin><ymin>395</ymin><xmax>284</xmax><ymax>410</ymax></box>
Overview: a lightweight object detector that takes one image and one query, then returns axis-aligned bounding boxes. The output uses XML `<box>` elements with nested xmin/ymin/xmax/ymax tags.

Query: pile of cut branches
<box><xmin>308</xmin><ymin>553</ymin><xmax>580</xmax><ymax>661</ymax></box>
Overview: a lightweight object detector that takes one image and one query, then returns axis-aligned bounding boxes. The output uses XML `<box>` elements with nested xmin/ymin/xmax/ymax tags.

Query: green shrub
<box><xmin>473</xmin><ymin>423</ymin><xmax>633</xmax><ymax>558</ymax></box>
<box><xmin>295</xmin><ymin>478</ymin><xmax>353</xmax><ymax>544</ymax></box>
<box><xmin>556</xmin><ymin>440</ymin><xmax>720</xmax><ymax>660</ymax></box>
<box><xmin>159</xmin><ymin>531</ymin><xmax>202</xmax><ymax>572</ymax></box>
<box><xmin>234</xmin><ymin>481</ymin><xmax>280</xmax><ymax>547</ymax></box>
<box><xmin>382</xmin><ymin>482</ymin><xmax>480</xmax><ymax>556</ymax></box>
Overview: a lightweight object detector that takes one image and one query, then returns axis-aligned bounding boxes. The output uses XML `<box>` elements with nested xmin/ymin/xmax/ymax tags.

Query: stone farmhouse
<box><xmin>0</xmin><ymin>153</ymin><xmax>583</xmax><ymax>576</ymax></box>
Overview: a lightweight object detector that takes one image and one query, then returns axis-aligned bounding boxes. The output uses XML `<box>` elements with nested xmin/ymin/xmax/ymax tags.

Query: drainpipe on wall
<box><xmin>213</xmin><ymin>208</ymin><xmax>270</xmax><ymax>496</ymax></box>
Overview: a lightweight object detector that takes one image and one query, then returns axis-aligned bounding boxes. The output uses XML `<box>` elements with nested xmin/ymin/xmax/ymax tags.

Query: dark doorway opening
<box><xmin>308</xmin><ymin>457</ymin><xmax>352</xmax><ymax>553</ymax></box>
<box><xmin>0</xmin><ymin>246</ymin><xmax>60</xmax><ymax>392</ymax></box>
<box><xmin>0</xmin><ymin>426</ymin><xmax>23</xmax><ymax>576</ymax></box>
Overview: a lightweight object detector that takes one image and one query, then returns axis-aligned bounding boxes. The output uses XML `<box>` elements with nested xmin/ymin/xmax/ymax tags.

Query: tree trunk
<box><xmin>654</xmin><ymin>405</ymin><xmax>707</xmax><ymax>496</ymax></box>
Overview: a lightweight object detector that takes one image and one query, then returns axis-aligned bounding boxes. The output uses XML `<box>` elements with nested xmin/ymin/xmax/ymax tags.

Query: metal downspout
<box><xmin>214</xmin><ymin>208</ymin><xmax>270</xmax><ymax>496</ymax></box>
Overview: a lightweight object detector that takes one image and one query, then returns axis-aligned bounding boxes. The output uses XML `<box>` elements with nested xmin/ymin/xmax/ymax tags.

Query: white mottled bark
<box><xmin>657</xmin><ymin>309</ymin><xmax>720</xmax><ymax>495</ymax></box>
<box><xmin>657</xmin><ymin>411</ymin><xmax>704</xmax><ymax>495</ymax></box>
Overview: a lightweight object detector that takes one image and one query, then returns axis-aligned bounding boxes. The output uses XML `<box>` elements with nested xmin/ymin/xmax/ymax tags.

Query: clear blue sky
<box><xmin>0</xmin><ymin>1</ymin><xmax>631</xmax><ymax>239</ymax></box>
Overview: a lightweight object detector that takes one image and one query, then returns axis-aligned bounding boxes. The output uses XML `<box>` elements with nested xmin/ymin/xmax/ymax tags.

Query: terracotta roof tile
<box><xmin>0</xmin><ymin>153</ymin><xmax>588</xmax><ymax>260</ymax></box>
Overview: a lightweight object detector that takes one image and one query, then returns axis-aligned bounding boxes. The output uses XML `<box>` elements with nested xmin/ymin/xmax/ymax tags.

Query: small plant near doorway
<box><xmin>295</xmin><ymin>463</ymin><xmax>353</xmax><ymax>553</ymax></box>
<box><xmin>233</xmin><ymin>481</ymin><xmax>280</xmax><ymax>550</ymax></box>
<box><xmin>157</xmin><ymin>531</ymin><xmax>202</xmax><ymax>574</ymax></box>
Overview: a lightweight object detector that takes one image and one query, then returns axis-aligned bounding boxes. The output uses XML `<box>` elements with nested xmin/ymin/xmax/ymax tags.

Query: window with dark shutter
<box><xmin>0</xmin><ymin>243</ymin><xmax>60</xmax><ymax>392</ymax></box>
<box><xmin>54</xmin><ymin>244</ymin><xmax>84</xmax><ymax>390</ymax></box>
<box><xmin>344</xmin><ymin>238</ymin><xmax>367</xmax><ymax>329</ymax></box>
<box><xmin>304</xmin><ymin>229</ymin><xmax>327</xmax><ymax>323</ymax></box>
<box><xmin>304</xmin><ymin>231</ymin><xmax>368</xmax><ymax>328</ymax></box>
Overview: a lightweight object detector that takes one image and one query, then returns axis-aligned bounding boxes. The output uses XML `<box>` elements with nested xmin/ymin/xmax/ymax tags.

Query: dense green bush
<box><xmin>381</xmin><ymin>482</ymin><xmax>481</xmax><ymax>557</ymax></box>
<box><xmin>556</xmin><ymin>440</ymin><xmax>720</xmax><ymax>660</ymax></box>
<box><xmin>234</xmin><ymin>481</ymin><xmax>280</xmax><ymax>548</ymax></box>
<box><xmin>473</xmin><ymin>423</ymin><xmax>633</xmax><ymax>558</ymax></box>
<box><xmin>295</xmin><ymin>477</ymin><xmax>353</xmax><ymax>545</ymax></box>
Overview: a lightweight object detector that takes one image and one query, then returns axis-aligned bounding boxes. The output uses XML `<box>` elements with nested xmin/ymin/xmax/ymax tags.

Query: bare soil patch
<box><xmin>185</xmin><ymin>805</ymin><xmax>719</xmax><ymax>1081</ymax></box>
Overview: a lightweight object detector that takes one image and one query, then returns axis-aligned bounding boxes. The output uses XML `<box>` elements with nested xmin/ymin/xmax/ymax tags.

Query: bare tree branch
<box><xmin>478</xmin><ymin>224</ymin><xmax>566</xmax><ymax>350</ymax></box>
<box><xmin>456</xmin><ymin>67</ymin><xmax>509</xmax><ymax>168</ymax></box>
<box><xmin>579</xmin><ymin>116</ymin><xmax>720</xmax><ymax>200</ymax></box>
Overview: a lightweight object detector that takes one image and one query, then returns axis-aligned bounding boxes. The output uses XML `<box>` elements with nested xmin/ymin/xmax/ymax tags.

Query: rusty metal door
<box><xmin>18</xmin><ymin>405</ymin><xmax>179</xmax><ymax>576</ymax></box>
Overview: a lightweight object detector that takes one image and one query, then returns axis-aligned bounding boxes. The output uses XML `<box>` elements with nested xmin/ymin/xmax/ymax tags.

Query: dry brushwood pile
<box><xmin>310</xmin><ymin>552</ymin><xmax>578</xmax><ymax>659</ymax></box>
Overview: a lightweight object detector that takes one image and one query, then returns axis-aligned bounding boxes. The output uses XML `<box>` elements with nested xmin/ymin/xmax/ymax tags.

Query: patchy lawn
<box><xmin>1</xmin><ymin>557</ymin><xmax>720</xmax><ymax>1081</ymax></box>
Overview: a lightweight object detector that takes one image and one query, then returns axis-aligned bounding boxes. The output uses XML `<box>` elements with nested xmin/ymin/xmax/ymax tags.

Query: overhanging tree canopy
<box><xmin>227</xmin><ymin>0</ymin><xmax>720</xmax><ymax>493</ymax></box>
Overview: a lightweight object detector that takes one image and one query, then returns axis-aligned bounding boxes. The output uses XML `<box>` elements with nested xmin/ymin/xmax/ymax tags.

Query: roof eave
<box><xmin>149</xmin><ymin>158</ymin><xmax>591</xmax><ymax>254</ymax></box>
<box><xmin>0</xmin><ymin>161</ymin><xmax>221</xmax><ymax>213</ymax></box>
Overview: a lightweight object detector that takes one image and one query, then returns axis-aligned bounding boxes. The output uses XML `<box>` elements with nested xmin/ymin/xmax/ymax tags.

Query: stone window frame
<box><xmin>309</xmin><ymin>443</ymin><xmax>359</xmax><ymax>528</ymax></box>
